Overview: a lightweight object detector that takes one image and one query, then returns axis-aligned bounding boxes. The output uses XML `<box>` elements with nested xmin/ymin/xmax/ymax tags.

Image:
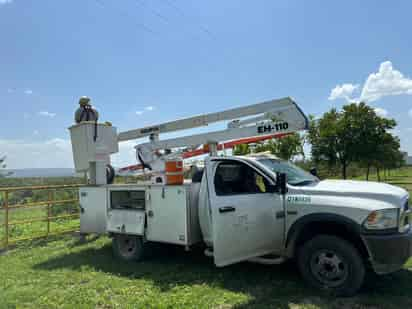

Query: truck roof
<box><xmin>240</xmin><ymin>152</ymin><xmax>280</xmax><ymax>161</ymax></box>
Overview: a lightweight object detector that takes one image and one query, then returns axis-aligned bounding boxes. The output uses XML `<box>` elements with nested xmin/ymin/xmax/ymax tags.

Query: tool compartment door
<box><xmin>207</xmin><ymin>158</ymin><xmax>284</xmax><ymax>267</ymax></box>
<box><xmin>107</xmin><ymin>210</ymin><xmax>145</xmax><ymax>235</ymax></box>
<box><xmin>146</xmin><ymin>186</ymin><xmax>189</xmax><ymax>245</ymax></box>
<box><xmin>106</xmin><ymin>188</ymin><xmax>146</xmax><ymax>235</ymax></box>
<box><xmin>79</xmin><ymin>186</ymin><xmax>108</xmax><ymax>234</ymax></box>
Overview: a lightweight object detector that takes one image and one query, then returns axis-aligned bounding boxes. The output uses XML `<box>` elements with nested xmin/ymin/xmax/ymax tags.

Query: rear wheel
<box><xmin>112</xmin><ymin>234</ymin><xmax>146</xmax><ymax>261</ymax></box>
<box><xmin>297</xmin><ymin>235</ymin><xmax>365</xmax><ymax>296</ymax></box>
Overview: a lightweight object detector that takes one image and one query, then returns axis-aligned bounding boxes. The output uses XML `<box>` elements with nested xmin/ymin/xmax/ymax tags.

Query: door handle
<box><xmin>219</xmin><ymin>206</ymin><xmax>236</xmax><ymax>213</ymax></box>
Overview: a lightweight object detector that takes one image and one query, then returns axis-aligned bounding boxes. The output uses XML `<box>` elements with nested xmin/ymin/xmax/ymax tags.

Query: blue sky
<box><xmin>1</xmin><ymin>0</ymin><xmax>412</xmax><ymax>168</ymax></box>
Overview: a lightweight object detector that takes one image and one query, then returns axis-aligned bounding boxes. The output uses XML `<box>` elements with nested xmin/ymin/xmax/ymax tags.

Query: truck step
<box><xmin>247</xmin><ymin>256</ymin><xmax>286</xmax><ymax>265</ymax></box>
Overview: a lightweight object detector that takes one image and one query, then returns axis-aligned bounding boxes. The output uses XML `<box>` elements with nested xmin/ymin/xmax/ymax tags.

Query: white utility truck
<box><xmin>70</xmin><ymin>97</ymin><xmax>412</xmax><ymax>296</ymax></box>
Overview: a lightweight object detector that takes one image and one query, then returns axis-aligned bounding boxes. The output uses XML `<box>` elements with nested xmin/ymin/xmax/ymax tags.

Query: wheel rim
<box><xmin>310</xmin><ymin>249</ymin><xmax>349</xmax><ymax>288</ymax></box>
<box><xmin>117</xmin><ymin>235</ymin><xmax>138</xmax><ymax>258</ymax></box>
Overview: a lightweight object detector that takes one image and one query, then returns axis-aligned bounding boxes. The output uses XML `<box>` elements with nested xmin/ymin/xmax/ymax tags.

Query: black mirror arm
<box><xmin>276</xmin><ymin>172</ymin><xmax>288</xmax><ymax>195</ymax></box>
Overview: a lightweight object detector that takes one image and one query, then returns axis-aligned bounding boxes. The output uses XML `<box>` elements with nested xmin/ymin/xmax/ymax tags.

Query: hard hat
<box><xmin>79</xmin><ymin>96</ymin><xmax>91</xmax><ymax>106</ymax></box>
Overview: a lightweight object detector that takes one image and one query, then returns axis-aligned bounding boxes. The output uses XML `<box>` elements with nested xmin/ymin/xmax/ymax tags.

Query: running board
<box><xmin>204</xmin><ymin>248</ymin><xmax>286</xmax><ymax>265</ymax></box>
<box><xmin>247</xmin><ymin>256</ymin><xmax>286</xmax><ymax>265</ymax></box>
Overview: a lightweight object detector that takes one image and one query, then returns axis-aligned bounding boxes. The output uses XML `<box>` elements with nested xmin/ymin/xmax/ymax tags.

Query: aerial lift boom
<box><xmin>118</xmin><ymin>97</ymin><xmax>308</xmax><ymax>173</ymax></box>
<box><xmin>69</xmin><ymin>97</ymin><xmax>308</xmax><ymax>183</ymax></box>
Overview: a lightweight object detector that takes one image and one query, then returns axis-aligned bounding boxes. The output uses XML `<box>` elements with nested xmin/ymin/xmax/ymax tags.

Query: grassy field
<box><xmin>2</xmin><ymin>236</ymin><xmax>412</xmax><ymax>308</ymax></box>
<box><xmin>1</xmin><ymin>168</ymin><xmax>412</xmax><ymax>308</ymax></box>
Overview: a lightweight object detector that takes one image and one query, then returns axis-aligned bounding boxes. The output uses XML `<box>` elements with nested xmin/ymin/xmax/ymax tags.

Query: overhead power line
<box><xmin>133</xmin><ymin>0</ymin><xmax>172</xmax><ymax>25</ymax></box>
<box><xmin>94</xmin><ymin>0</ymin><xmax>158</xmax><ymax>36</ymax></box>
<box><xmin>133</xmin><ymin>0</ymin><xmax>212</xmax><ymax>42</ymax></box>
<box><xmin>161</xmin><ymin>0</ymin><xmax>215</xmax><ymax>39</ymax></box>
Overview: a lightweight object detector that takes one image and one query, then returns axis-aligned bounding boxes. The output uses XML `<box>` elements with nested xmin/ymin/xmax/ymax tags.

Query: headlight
<box><xmin>363</xmin><ymin>209</ymin><xmax>399</xmax><ymax>230</ymax></box>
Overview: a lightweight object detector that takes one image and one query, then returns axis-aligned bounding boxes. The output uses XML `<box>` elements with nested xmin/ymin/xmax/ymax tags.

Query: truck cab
<box><xmin>196</xmin><ymin>154</ymin><xmax>412</xmax><ymax>295</ymax></box>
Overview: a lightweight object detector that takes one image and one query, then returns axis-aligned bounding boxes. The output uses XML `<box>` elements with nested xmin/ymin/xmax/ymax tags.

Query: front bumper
<box><xmin>362</xmin><ymin>229</ymin><xmax>412</xmax><ymax>274</ymax></box>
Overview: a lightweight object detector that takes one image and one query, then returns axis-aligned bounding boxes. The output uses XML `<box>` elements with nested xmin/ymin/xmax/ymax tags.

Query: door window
<box><xmin>110</xmin><ymin>190</ymin><xmax>146</xmax><ymax>209</ymax></box>
<box><xmin>214</xmin><ymin>161</ymin><xmax>270</xmax><ymax>196</ymax></box>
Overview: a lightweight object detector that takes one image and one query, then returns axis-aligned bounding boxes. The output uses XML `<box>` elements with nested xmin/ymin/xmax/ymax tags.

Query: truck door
<box><xmin>206</xmin><ymin>158</ymin><xmax>284</xmax><ymax>267</ymax></box>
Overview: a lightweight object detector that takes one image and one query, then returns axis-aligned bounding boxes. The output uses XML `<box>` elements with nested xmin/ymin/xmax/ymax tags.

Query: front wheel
<box><xmin>297</xmin><ymin>235</ymin><xmax>365</xmax><ymax>296</ymax></box>
<box><xmin>112</xmin><ymin>234</ymin><xmax>147</xmax><ymax>261</ymax></box>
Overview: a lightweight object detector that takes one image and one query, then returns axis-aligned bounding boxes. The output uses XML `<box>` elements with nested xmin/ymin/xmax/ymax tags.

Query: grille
<box><xmin>404</xmin><ymin>199</ymin><xmax>410</xmax><ymax>226</ymax></box>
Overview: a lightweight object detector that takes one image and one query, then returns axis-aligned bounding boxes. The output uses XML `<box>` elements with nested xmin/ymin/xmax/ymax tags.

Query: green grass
<box><xmin>2</xmin><ymin>168</ymin><xmax>412</xmax><ymax>308</ymax></box>
<box><xmin>2</xmin><ymin>235</ymin><xmax>412</xmax><ymax>308</ymax></box>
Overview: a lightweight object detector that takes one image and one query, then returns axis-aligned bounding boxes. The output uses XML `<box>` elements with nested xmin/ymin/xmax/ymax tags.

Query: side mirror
<box><xmin>309</xmin><ymin>167</ymin><xmax>318</xmax><ymax>177</ymax></box>
<box><xmin>276</xmin><ymin>172</ymin><xmax>288</xmax><ymax>195</ymax></box>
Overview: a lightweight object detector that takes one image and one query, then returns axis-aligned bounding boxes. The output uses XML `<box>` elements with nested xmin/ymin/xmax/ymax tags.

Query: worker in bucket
<box><xmin>75</xmin><ymin>96</ymin><xmax>99</xmax><ymax>123</ymax></box>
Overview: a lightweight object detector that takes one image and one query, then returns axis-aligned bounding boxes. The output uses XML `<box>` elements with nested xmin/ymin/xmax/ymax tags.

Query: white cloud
<box><xmin>135</xmin><ymin>106</ymin><xmax>155</xmax><ymax>116</ymax></box>
<box><xmin>24</xmin><ymin>89</ymin><xmax>33</xmax><ymax>95</ymax></box>
<box><xmin>328</xmin><ymin>83</ymin><xmax>359</xmax><ymax>101</ymax></box>
<box><xmin>0</xmin><ymin>138</ymin><xmax>138</xmax><ymax>169</ymax></box>
<box><xmin>38</xmin><ymin>111</ymin><xmax>56</xmax><ymax>118</ymax></box>
<box><xmin>374</xmin><ymin>107</ymin><xmax>388</xmax><ymax>118</ymax></box>
<box><xmin>328</xmin><ymin>61</ymin><xmax>412</xmax><ymax>103</ymax></box>
<box><xmin>0</xmin><ymin>138</ymin><xmax>73</xmax><ymax>168</ymax></box>
<box><xmin>360</xmin><ymin>61</ymin><xmax>412</xmax><ymax>102</ymax></box>
<box><xmin>0</xmin><ymin>0</ymin><xmax>13</xmax><ymax>4</ymax></box>
<box><xmin>33</xmin><ymin>130</ymin><xmax>39</xmax><ymax>136</ymax></box>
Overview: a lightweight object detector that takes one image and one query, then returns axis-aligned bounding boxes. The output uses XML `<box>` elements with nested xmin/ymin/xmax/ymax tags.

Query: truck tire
<box><xmin>297</xmin><ymin>235</ymin><xmax>365</xmax><ymax>296</ymax></box>
<box><xmin>112</xmin><ymin>234</ymin><xmax>146</xmax><ymax>261</ymax></box>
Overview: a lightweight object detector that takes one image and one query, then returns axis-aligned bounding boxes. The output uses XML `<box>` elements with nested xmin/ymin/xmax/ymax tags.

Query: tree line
<box><xmin>0</xmin><ymin>156</ymin><xmax>13</xmax><ymax>178</ymax></box>
<box><xmin>234</xmin><ymin>102</ymin><xmax>404</xmax><ymax>180</ymax></box>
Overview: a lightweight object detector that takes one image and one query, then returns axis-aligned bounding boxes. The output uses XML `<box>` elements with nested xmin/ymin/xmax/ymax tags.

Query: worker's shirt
<box><xmin>75</xmin><ymin>107</ymin><xmax>99</xmax><ymax>123</ymax></box>
<box><xmin>256</xmin><ymin>175</ymin><xmax>267</xmax><ymax>193</ymax></box>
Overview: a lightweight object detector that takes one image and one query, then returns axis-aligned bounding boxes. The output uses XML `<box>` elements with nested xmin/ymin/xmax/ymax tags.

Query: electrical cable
<box><xmin>161</xmin><ymin>0</ymin><xmax>215</xmax><ymax>40</ymax></box>
<box><xmin>94</xmin><ymin>0</ymin><xmax>158</xmax><ymax>35</ymax></box>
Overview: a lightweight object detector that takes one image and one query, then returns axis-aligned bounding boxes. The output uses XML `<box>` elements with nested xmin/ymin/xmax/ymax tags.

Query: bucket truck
<box><xmin>69</xmin><ymin>97</ymin><xmax>412</xmax><ymax>296</ymax></box>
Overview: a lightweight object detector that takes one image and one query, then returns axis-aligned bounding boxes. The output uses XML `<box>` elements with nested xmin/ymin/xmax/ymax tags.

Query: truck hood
<box><xmin>301</xmin><ymin>179</ymin><xmax>408</xmax><ymax>207</ymax></box>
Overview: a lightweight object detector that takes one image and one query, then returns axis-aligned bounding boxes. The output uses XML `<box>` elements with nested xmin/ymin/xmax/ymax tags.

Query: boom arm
<box><xmin>117</xmin><ymin>97</ymin><xmax>308</xmax><ymax>173</ymax></box>
<box><xmin>118</xmin><ymin>97</ymin><xmax>308</xmax><ymax>142</ymax></box>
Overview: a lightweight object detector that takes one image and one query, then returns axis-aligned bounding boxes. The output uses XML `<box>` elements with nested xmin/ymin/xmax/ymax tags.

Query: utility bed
<box><xmin>79</xmin><ymin>183</ymin><xmax>202</xmax><ymax>246</ymax></box>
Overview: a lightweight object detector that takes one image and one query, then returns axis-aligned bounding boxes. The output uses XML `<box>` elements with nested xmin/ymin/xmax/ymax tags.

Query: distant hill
<box><xmin>4</xmin><ymin>168</ymin><xmax>77</xmax><ymax>178</ymax></box>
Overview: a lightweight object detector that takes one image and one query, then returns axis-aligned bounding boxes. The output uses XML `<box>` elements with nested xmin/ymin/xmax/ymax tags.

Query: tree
<box><xmin>308</xmin><ymin>102</ymin><xmax>399</xmax><ymax>179</ymax></box>
<box><xmin>233</xmin><ymin>133</ymin><xmax>304</xmax><ymax>160</ymax></box>
<box><xmin>341</xmin><ymin>103</ymin><xmax>396</xmax><ymax>180</ymax></box>
<box><xmin>233</xmin><ymin>143</ymin><xmax>250</xmax><ymax>155</ymax></box>
<box><xmin>255</xmin><ymin>133</ymin><xmax>304</xmax><ymax>160</ymax></box>
<box><xmin>0</xmin><ymin>155</ymin><xmax>12</xmax><ymax>178</ymax></box>
<box><xmin>372</xmin><ymin>133</ymin><xmax>404</xmax><ymax>181</ymax></box>
<box><xmin>307</xmin><ymin>109</ymin><xmax>349</xmax><ymax>177</ymax></box>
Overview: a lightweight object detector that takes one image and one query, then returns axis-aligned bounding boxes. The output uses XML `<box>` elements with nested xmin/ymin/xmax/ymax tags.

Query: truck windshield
<box><xmin>257</xmin><ymin>158</ymin><xmax>318</xmax><ymax>186</ymax></box>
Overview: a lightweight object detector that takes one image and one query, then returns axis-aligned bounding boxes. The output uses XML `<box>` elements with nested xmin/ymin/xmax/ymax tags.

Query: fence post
<box><xmin>4</xmin><ymin>191</ymin><xmax>9</xmax><ymax>249</ymax></box>
<box><xmin>47</xmin><ymin>190</ymin><xmax>53</xmax><ymax>236</ymax></box>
